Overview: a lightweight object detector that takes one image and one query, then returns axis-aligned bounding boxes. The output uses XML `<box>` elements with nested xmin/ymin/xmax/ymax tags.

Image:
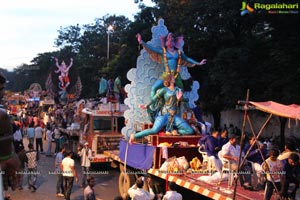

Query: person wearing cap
<box><xmin>78</xmin><ymin>142</ymin><xmax>92</xmax><ymax>187</ymax></box>
<box><xmin>221</xmin><ymin>133</ymin><xmax>253</xmax><ymax>190</ymax></box>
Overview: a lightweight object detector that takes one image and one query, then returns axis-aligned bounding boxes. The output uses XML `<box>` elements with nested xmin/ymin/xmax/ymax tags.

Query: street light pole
<box><xmin>107</xmin><ymin>32</ymin><xmax>110</xmax><ymax>61</ymax></box>
<box><xmin>107</xmin><ymin>25</ymin><xmax>114</xmax><ymax>62</ymax></box>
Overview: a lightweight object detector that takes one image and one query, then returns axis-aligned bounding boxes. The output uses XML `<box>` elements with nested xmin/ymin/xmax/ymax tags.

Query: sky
<box><xmin>0</xmin><ymin>0</ymin><xmax>155</xmax><ymax>71</ymax></box>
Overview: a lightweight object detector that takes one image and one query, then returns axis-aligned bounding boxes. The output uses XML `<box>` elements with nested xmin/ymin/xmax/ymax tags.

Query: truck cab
<box><xmin>38</xmin><ymin>96</ymin><xmax>54</xmax><ymax>120</ymax></box>
<box><xmin>7</xmin><ymin>93</ymin><xmax>26</xmax><ymax>115</ymax></box>
<box><xmin>81</xmin><ymin>103</ymin><xmax>128</xmax><ymax>163</ymax></box>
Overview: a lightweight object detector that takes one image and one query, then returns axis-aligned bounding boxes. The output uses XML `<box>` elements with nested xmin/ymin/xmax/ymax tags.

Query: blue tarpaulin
<box><xmin>119</xmin><ymin>140</ymin><xmax>155</xmax><ymax>170</ymax></box>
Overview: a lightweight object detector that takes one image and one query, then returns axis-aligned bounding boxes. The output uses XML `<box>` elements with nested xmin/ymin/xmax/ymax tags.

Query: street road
<box><xmin>4</xmin><ymin>138</ymin><xmax>120</xmax><ymax>200</ymax></box>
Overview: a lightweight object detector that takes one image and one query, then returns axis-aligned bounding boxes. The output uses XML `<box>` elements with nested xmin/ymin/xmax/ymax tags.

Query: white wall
<box><xmin>203</xmin><ymin>109</ymin><xmax>300</xmax><ymax>140</ymax></box>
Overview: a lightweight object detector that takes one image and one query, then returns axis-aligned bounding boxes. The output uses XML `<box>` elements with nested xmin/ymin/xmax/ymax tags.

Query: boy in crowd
<box><xmin>262</xmin><ymin>149</ymin><xmax>283</xmax><ymax>200</ymax></box>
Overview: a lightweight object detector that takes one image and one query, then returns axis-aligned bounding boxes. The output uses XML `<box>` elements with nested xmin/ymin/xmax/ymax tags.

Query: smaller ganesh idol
<box><xmin>54</xmin><ymin>57</ymin><xmax>73</xmax><ymax>89</ymax></box>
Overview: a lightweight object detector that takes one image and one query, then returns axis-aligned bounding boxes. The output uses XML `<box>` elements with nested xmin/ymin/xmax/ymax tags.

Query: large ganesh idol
<box><xmin>122</xmin><ymin>19</ymin><xmax>206</xmax><ymax>139</ymax></box>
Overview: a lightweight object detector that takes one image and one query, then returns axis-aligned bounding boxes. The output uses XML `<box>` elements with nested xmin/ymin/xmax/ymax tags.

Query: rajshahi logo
<box><xmin>240</xmin><ymin>1</ymin><xmax>255</xmax><ymax>16</ymax></box>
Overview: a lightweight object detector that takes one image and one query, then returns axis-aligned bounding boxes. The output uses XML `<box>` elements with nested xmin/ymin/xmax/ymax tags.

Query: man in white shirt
<box><xmin>78</xmin><ymin>142</ymin><xmax>92</xmax><ymax>187</ymax></box>
<box><xmin>221</xmin><ymin>134</ymin><xmax>253</xmax><ymax>190</ymax></box>
<box><xmin>128</xmin><ymin>177</ymin><xmax>155</xmax><ymax>200</ymax></box>
<box><xmin>162</xmin><ymin>181</ymin><xmax>182</xmax><ymax>200</ymax></box>
<box><xmin>61</xmin><ymin>150</ymin><xmax>78</xmax><ymax>200</ymax></box>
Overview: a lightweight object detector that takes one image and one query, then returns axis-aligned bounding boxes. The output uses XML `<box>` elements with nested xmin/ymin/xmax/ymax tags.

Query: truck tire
<box><xmin>118</xmin><ymin>172</ymin><xmax>136</xmax><ymax>199</ymax></box>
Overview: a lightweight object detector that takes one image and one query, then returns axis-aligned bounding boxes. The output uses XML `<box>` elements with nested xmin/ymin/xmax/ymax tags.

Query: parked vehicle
<box><xmin>79</xmin><ymin>103</ymin><xmax>127</xmax><ymax>163</ymax></box>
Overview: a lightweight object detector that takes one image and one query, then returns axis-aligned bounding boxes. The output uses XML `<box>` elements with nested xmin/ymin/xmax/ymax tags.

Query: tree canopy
<box><xmin>1</xmin><ymin>0</ymin><xmax>299</xmax><ymax>126</ymax></box>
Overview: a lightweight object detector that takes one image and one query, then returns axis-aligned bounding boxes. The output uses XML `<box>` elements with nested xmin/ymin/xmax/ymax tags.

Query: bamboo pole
<box><xmin>233</xmin><ymin>89</ymin><xmax>250</xmax><ymax>199</ymax></box>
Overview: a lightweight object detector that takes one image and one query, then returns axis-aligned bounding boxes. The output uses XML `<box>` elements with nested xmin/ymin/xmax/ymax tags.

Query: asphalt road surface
<box><xmin>3</xmin><ymin>138</ymin><xmax>120</xmax><ymax>200</ymax></box>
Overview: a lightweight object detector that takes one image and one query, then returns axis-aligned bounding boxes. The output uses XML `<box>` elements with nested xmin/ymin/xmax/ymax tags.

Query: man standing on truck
<box><xmin>78</xmin><ymin>142</ymin><xmax>92</xmax><ymax>187</ymax></box>
<box><xmin>98</xmin><ymin>73</ymin><xmax>107</xmax><ymax>98</ymax></box>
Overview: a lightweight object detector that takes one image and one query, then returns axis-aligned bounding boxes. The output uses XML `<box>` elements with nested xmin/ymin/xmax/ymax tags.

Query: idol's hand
<box><xmin>176</xmin><ymin>90</ymin><xmax>183</xmax><ymax>100</ymax></box>
<box><xmin>198</xmin><ymin>59</ymin><xmax>207</xmax><ymax>65</ymax></box>
<box><xmin>136</xmin><ymin>33</ymin><xmax>142</xmax><ymax>44</ymax></box>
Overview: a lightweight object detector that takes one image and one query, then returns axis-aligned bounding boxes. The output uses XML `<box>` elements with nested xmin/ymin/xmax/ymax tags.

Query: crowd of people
<box><xmin>198</xmin><ymin>124</ymin><xmax>300</xmax><ymax>200</ymax></box>
<box><xmin>0</xmin><ymin>72</ymin><xmax>104</xmax><ymax>200</ymax></box>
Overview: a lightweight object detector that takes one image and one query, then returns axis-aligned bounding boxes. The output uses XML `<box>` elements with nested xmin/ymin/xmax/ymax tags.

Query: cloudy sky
<box><xmin>0</xmin><ymin>0</ymin><xmax>154</xmax><ymax>71</ymax></box>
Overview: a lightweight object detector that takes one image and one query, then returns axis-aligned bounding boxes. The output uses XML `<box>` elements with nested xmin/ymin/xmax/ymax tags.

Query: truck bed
<box><xmin>104</xmin><ymin>149</ymin><xmax>267</xmax><ymax>200</ymax></box>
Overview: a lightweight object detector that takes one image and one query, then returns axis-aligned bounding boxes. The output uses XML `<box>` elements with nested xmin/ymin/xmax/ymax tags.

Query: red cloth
<box><xmin>249</xmin><ymin>101</ymin><xmax>300</xmax><ymax>119</ymax></box>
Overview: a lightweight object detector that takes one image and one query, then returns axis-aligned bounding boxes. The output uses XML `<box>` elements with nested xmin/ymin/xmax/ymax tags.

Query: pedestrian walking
<box><xmin>25</xmin><ymin>143</ymin><xmax>39</xmax><ymax>192</ymax></box>
<box><xmin>13</xmin><ymin>123</ymin><xmax>23</xmax><ymax>152</ymax></box>
<box><xmin>16</xmin><ymin>144</ymin><xmax>26</xmax><ymax>190</ymax></box>
<box><xmin>55</xmin><ymin>146</ymin><xmax>66</xmax><ymax>197</ymax></box>
<box><xmin>61</xmin><ymin>150</ymin><xmax>78</xmax><ymax>200</ymax></box>
<box><xmin>34</xmin><ymin>124</ymin><xmax>44</xmax><ymax>153</ymax></box>
<box><xmin>46</xmin><ymin>125</ymin><xmax>53</xmax><ymax>157</ymax></box>
<box><xmin>27</xmin><ymin>122</ymin><xmax>35</xmax><ymax>145</ymax></box>
<box><xmin>54</xmin><ymin>125</ymin><xmax>61</xmax><ymax>154</ymax></box>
